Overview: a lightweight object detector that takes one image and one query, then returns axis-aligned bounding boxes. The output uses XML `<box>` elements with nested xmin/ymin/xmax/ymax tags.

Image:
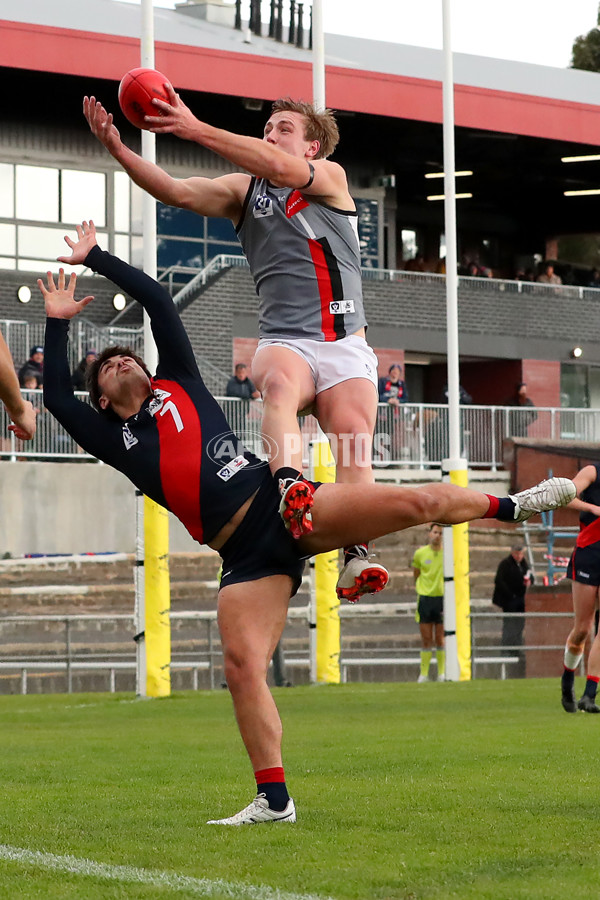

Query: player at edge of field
<box><xmin>41</xmin><ymin>221</ymin><xmax>576</xmax><ymax>825</ymax></box>
<box><xmin>83</xmin><ymin>88</ymin><xmax>389</xmax><ymax>605</ymax></box>
<box><xmin>561</xmin><ymin>463</ymin><xmax>600</xmax><ymax>713</ymax></box>
<box><xmin>0</xmin><ymin>332</ymin><xmax>36</xmax><ymax>443</ymax></box>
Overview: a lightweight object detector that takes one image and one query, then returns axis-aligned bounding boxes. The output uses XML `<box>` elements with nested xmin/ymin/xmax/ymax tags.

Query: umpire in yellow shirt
<box><xmin>412</xmin><ymin>524</ymin><xmax>445</xmax><ymax>682</ymax></box>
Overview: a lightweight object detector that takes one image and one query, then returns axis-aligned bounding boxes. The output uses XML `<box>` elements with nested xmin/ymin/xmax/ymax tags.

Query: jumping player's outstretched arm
<box><xmin>57</xmin><ymin>221</ymin><xmax>200</xmax><ymax>383</ymax></box>
<box><xmin>41</xmin><ymin>269</ymin><xmax>125</xmax><ymax>464</ymax></box>
<box><xmin>84</xmin><ymin>97</ymin><xmax>249</xmax><ymax>221</ymax></box>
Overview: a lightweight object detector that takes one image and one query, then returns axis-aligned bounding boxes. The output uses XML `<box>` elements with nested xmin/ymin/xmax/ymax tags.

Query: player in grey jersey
<box><xmin>84</xmin><ymin>90</ymin><xmax>387</xmax><ymax>602</ymax></box>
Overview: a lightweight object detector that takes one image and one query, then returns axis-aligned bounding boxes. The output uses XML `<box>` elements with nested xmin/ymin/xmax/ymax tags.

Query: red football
<box><xmin>118</xmin><ymin>68</ymin><xmax>170</xmax><ymax>130</ymax></box>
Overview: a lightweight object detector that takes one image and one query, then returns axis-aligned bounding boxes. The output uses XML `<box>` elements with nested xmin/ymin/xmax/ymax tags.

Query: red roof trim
<box><xmin>3</xmin><ymin>19</ymin><xmax>600</xmax><ymax>144</ymax></box>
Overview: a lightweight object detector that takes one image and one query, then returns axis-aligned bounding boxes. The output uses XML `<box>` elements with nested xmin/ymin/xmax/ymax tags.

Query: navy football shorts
<box><xmin>219</xmin><ymin>474</ymin><xmax>310</xmax><ymax>597</ymax></box>
<box><xmin>417</xmin><ymin>595</ymin><xmax>444</xmax><ymax>624</ymax></box>
<box><xmin>567</xmin><ymin>545</ymin><xmax>600</xmax><ymax>587</ymax></box>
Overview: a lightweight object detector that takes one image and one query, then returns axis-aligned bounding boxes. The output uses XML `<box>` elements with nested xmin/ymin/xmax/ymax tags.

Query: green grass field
<box><xmin>0</xmin><ymin>680</ymin><xmax>598</xmax><ymax>899</ymax></box>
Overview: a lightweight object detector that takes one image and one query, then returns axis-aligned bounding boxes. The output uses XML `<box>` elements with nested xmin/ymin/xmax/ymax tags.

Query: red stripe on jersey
<box><xmin>308</xmin><ymin>237</ymin><xmax>337</xmax><ymax>341</ymax></box>
<box><xmin>577</xmin><ymin>516</ymin><xmax>600</xmax><ymax>548</ymax></box>
<box><xmin>152</xmin><ymin>379</ymin><xmax>203</xmax><ymax>543</ymax></box>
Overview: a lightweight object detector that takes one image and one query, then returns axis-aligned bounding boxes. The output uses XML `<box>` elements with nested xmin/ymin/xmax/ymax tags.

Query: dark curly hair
<box><xmin>87</xmin><ymin>346</ymin><xmax>152</xmax><ymax>418</ymax></box>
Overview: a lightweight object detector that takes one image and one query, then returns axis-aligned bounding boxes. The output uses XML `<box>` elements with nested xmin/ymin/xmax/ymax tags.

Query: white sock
<box><xmin>564</xmin><ymin>646</ymin><xmax>583</xmax><ymax>671</ymax></box>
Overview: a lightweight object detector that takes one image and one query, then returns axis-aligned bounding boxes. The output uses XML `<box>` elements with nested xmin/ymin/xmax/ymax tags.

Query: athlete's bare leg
<box><xmin>565</xmin><ymin>581</ymin><xmax>598</xmax><ymax>663</ymax></box>
<box><xmin>314</xmin><ymin>377</ymin><xmax>378</xmax><ymax>485</ymax></box>
<box><xmin>298</xmin><ymin>480</ymin><xmax>495</xmax><ymax>556</ymax></box>
<box><xmin>217</xmin><ymin>574</ymin><xmax>292</xmax><ymax>771</ymax></box>
<box><xmin>252</xmin><ymin>346</ymin><xmax>315</xmax><ymax>474</ymax></box>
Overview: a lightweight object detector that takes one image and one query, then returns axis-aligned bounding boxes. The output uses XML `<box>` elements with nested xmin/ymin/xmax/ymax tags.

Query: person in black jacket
<box><xmin>41</xmin><ymin>220</ymin><xmax>575</xmax><ymax>825</ymax></box>
<box><xmin>492</xmin><ymin>543</ymin><xmax>533</xmax><ymax>677</ymax></box>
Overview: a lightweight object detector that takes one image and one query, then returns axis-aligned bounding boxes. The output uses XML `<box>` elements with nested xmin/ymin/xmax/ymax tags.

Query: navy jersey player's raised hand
<box><xmin>37</xmin><ymin>268</ymin><xmax>94</xmax><ymax>321</ymax></box>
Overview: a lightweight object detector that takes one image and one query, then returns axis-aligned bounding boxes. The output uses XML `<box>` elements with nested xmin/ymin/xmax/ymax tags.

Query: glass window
<box><xmin>131</xmin><ymin>235</ymin><xmax>144</xmax><ymax>268</ymax></box>
<box><xmin>157</xmin><ymin>237</ymin><xmax>204</xmax><ymax>270</ymax></box>
<box><xmin>114</xmin><ymin>233</ymin><xmax>130</xmax><ymax>263</ymax></box>
<box><xmin>560</xmin><ymin>363</ymin><xmax>588</xmax><ymax>408</ymax></box>
<box><xmin>131</xmin><ymin>184</ymin><xmax>144</xmax><ymax>234</ymax></box>
<box><xmin>157</xmin><ymin>203</ymin><xmax>203</xmax><ymax>237</ymax></box>
<box><xmin>114</xmin><ymin>171</ymin><xmax>130</xmax><ymax>232</ymax></box>
<box><xmin>0</xmin><ymin>257</ymin><xmax>15</xmax><ymax>269</ymax></box>
<box><xmin>401</xmin><ymin>229</ymin><xmax>417</xmax><ymax>261</ymax></box>
<box><xmin>0</xmin><ymin>223</ymin><xmax>16</xmax><ymax>255</ymax></box>
<box><xmin>16</xmin><ymin>165</ymin><xmax>59</xmax><ymax>222</ymax></box>
<box><xmin>0</xmin><ymin>164</ymin><xmax>14</xmax><ymax>217</ymax></box>
<box><xmin>206</xmin><ymin>216</ymin><xmax>237</xmax><ymax>241</ymax></box>
<box><xmin>18</xmin><ymin>224</ymin><xmax>67</xmax><ymax>259</ymax></box>
<box><xmin>61</xmin><ymin>170</ymin><xmax>106</xmax><ymax>227</ymax></box>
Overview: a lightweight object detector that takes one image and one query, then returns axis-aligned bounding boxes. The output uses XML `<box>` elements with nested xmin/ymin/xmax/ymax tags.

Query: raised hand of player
<box><xmin>83</xmin><ymin>96</ymin><xmax>123</xmax><ymax>154</ymax></box>
<box><xmin>57</xmin><ymin>220</ymin><xmax>98</xmax><ymax>266</ymax></box>
<box><xmin>7</xmin><ymin>400</ymin><xmax>37</xmax><ymax>441</ymax></box>
<box><xmin>145</xmin><ymin>82</ymin><xmax>200</xmax><ymax>140</ymax></box>
<box><xmin>38</xmin><ymin>268</ymin><xmax>94</xmax><ymax>321</ymax></box>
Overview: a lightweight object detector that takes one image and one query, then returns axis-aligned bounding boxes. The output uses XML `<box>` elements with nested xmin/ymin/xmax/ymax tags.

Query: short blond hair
<box><xmin>271</xmin><ymin>97</ymin><xmax>340</xmax><ymax>159</ymax></box>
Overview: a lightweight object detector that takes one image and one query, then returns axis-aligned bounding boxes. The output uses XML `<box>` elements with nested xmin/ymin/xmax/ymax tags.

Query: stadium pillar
<box><xmin>309</xmin><ymin>437</ymin><xmax>340</xmax><ymax>684</ymax></box>
<box><xmin>311</xmin><ymin>0</ymin><xmax>325</xmax><ymax>110</ymax></box>
<box><xmin>442</xmin><ymin>460</ymin><xmax>471</xmax><ymax>681</ymax></box>
<box><xmin>136</xmin><ymin>0</ymin><xmax>171</xmax><ymax>698</ymax></box>
<box><xmin>441</xmin><ymin>0</ymin><xmax>471</xmax><ymax>681</ymax></box>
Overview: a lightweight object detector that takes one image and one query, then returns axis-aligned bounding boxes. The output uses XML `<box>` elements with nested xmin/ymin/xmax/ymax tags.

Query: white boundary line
<box><xmin>0</xmin><ymin>844</ymin><xmax>333</xmax><ymax>900</ymax></box>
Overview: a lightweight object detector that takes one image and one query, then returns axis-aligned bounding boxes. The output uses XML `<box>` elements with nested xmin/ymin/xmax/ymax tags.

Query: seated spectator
<box><xmin>587</xmin><ymin>269</ymin><xmax>600</xmax><ymax>288</ymax></box>
<box><xmin>21</xmin><ymin>373</ymin><xmax>39</xmax><ymax>392</ymax></box>
<box><xmin>18</xmin><ymin>346</ymin><xmax>44</xmax><ymax>387</ymax></box>
<box><xmin>225</xmin><ymin>363</ymin><xmax>260</xmax><ymax>400</ymax></box>
<box><xmin>466</xmin><ymin>261</ymin><xmax>481</xmax><ymax>277</ymax></box>
<box><xmin>378</xmin><ymin>363</ymin><xmax>408</xmax><ymax>405</ymax></box>
<box><xmin>536</xmin><ymin>262</ymin><xmax>562</xmax><ymax>285</ymax></box>
<box><xmin>71</xmin><ymin>348</ymin><xmax>98</xmax><ymax>392</ymax></box>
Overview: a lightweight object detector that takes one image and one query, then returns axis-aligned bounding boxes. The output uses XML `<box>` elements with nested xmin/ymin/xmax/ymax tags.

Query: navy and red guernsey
<box><xmin>43</xmin><ymin>245</ymin><xmax>268</xmax><ymax>545</ymax></box>
<box><xmin>576</xmin><ymin>463</ymin><xmax>600</xmax><ymax>549</ymax></box>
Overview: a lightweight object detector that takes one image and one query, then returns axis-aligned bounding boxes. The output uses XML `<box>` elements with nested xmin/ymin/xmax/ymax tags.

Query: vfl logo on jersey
<box><xmin>216</xmin><ymin>454</ymin><xmax>250</xmax><ymax>482</ymax></box>
<box><xmin>285</xmin><ymin>190</ymin><xmax>309</xmax><ymax>218</ymax></box>
<box><xmin>253</xmin><ymin>195</ymin><xmax>274</xmax><ymax>218</ymax></box>
<box><xmin>329</xmin><ymin>299</ymin><xmax>355</xmax><ymax>314</ymax></box>
<box><xmin>122</xmin><ymin>423</ymin><xmax>138</xmax><ymax>450</ymax></box>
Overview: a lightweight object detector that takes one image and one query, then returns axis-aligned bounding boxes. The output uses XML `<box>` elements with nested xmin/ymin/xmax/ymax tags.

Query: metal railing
<box><xmin>3</xmin><ymin>394</ymin><xmax>600</xmax><ymax>468</ymax></box>
<box><xmin>0</xmin><ymin>604</ymin><xmax>574</xmax><ymax>694</ymax></box>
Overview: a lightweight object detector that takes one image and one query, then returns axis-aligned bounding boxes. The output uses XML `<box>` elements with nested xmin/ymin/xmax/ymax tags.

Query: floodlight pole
<box><xmin>441</xmin><ymin>0</ymin><xmax>467</xmax><ymax>683</ymax></box>
<box><xmin>312</xmin><ymin>0</ymin><xmax>325</xmax><ymax>110</ymax></box>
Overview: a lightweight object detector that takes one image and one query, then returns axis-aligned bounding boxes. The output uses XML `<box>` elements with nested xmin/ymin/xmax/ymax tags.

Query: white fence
<box><xmin>0</xmin><ymin>605</ymin><xmax>574</xmax><ymax>694</ymax></box>
<box><xmin>3</xmin><ymin>393</ymin><xmax>600</xmax><ymax>469</ymax></box>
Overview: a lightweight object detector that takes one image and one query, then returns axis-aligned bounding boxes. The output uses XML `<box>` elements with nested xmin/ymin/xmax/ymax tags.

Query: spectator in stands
<box><xmin>225</xmin><ymin>363</ymin><xmax>260</xmax><ymax>401</ymax></box>
<box><xmin>21</xmin><ymin>373</ymin><xmax>38</xmax><ymax>392</ymax></box>
<box><xmin>18</xmin><ymin>345</ymin><xmax>44</xmax><ymax>388</ymax></box>
<box><xmin>378</xmin><ymin>364</ymin><xmax>407</xmax><ymax>406</ymax></box>
<box><xmin>536</xmin><ymin>262</ymin><xmax>562</xmax><ymax>285</ymax></box>
<box><xmin>412</xmin><ymin>524</ymin><xmax>445</xmax><ymax>682</ymax></box>
<box><xmin>378</xmin><ymin>363</ymin><xmax>409</xmax><ymax>461</ymax></box>
<box><xmin>587</xmin><ymin>269</ymin><xmax>600</xmax><ymax>289</ymax></box>
<box><xmin>71</xmin><ymin>348</ymin><xmax>98</xmax><ymax>392</ymax></box>
<box><xmin>506</xmin><ymin>382</ymin><xmax>537</xmax><ymax>438</ymax></box>
<box><xmin>492</xmin><ymin>542</ymin><xmax>533</xmax><ymax>678</ymax></box>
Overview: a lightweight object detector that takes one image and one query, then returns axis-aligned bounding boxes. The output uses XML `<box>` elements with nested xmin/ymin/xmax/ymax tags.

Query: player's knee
<box><xmin>223</xmin><ymin>648</ymin><xmax>266</xmax><ymax>691</ymax></box>
<box><xmin>260</xmin><ymin>371</ymin><xmax>297</xmax><ymax>406</ymax></box>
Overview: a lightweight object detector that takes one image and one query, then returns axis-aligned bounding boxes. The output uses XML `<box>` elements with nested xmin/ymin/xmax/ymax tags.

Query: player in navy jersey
<box><xmin>83</xmin><ymin>90</ymin><xmax>388</xmax><ymax>604</ymax></box>
<box><xmin>562</xmin><ymin>464</ymin><xmax>600</xmax><ymax>713</ymax></box>
<box><xmin>41</xmin><ymin>222</ymin><xmax>575</xmax><ymax>824</ymax></box>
